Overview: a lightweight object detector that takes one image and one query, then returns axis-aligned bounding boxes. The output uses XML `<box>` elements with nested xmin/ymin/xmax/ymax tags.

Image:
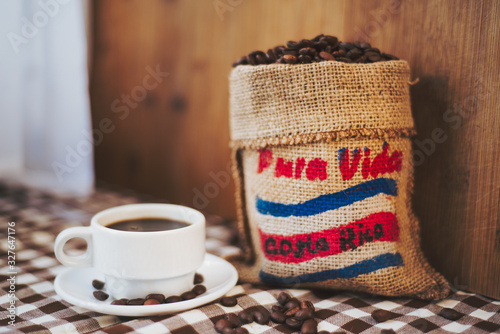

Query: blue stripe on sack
<box><xmin>256</xmin><ymin>178</ymin><xmax>398</xmax><ymax>217</ymax></box>
<box><xmin>259</xmin><ymin>252</ymin><xmax>403</xmax><ymax>284</ymax></box>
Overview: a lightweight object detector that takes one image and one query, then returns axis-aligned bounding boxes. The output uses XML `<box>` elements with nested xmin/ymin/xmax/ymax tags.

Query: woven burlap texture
<box><xmin>229</xmin><ymin>61</ymin><xmax>449</xmax><ymax>300</ymax></box>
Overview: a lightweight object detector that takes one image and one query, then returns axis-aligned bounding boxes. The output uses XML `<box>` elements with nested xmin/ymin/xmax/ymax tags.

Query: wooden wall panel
<box><xmin>90</xmin><ymin>0</ymin><xmax>499</xmax><ymax>298</ymax></box>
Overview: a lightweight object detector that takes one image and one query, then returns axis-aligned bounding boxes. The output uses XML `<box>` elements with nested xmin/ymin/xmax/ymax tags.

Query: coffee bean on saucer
<box><xmin>181</xmin><ymin>291</ymin><xmax>197</xmax><ymax>300</ymax></box>
<box><xmin>277</xmin><ymin>292</ymin><xmax>291</xmax><ymax>305</ymax></box>
<box><xmin>225</xmin><ymin>313</ymin><xmax>242</xmax><ymax>328</ymax></box>
<box><xmin>111</xmin><ymin>299</ymin><xmax>126</xmax><ymax>305</ymax></box>
<box><xmin>285</xmin><ymin>317</ymin><xmax>303</xmax><ymax>330</ymax></box>
<box><xmin>238</xmin><ymin>308</ymin><xmax>254</xmax><ymax>324</ymax></box>
<box><xmin>220</xmin><ymin>296</ymin><xmax>238</xmax><ymax>307</ymax></box>
<box><xmin>144</xmin><ymin>298</ymin><xmax>160</xmax><ymax>305</ymax></box>
<box><xmin>192</xmin><ymin>284</ymin><xmax>207</xmax><ymax>296</ymax></box>
<box><xmin>371</xmin><ymin>309</ymin><xmax>396</xmax><ymax>322</ymax></box>
<box><xmin>127</xmin><ymin>298</ymin><xmax>145</xmax><ymax>305</ymax></box>
<box><xmin>215</xmin><ymin>319</ymin><xmax>233</xmax><ymax>333</ymax></box>
<box><xmin>270</xmin><ymin>310</ymin><xmax>286</xmax><ymax>323</ymax></box>
<box><xmin>93</xmin><ymin>290</ymin><xmax>109</xmax><ymax>301</ymax></box>
<box><xmin>165</xmin><ymin>295</ymin><xmax>182</xmax><ymax>303</ymax></box>
<box><xmin>301</xmin><ymin>318</ymin><xmax>318</xmax><ymax>334</ymax></box>
<box><xmin>145</xmin><ymin>293</ymin><xmax>165</xmax><ymax>303</ymax></box>
<box><xmin>92</xmin><ymin>279</ymin><xmax>105</xmax><ymax>290</ymax></box>
<box><xmin>194</xmin><ymin>273</ymin><xmax>204</xmax><ymax>284</ymax></box>
<box><xmin>233</xmin><ymin>328</ymin><xmax>249</xmax><ymax>334</ymax></box>
<box><xmin>439</xmin><ymin>308</ymin><xmax>463</xmax><ymax>321</ymax></box>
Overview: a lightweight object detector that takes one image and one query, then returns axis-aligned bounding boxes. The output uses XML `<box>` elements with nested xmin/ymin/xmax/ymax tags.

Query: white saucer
<box><xmin>54</xmin><ymin>253</ymin><xmax>238</xmax><ymax>316</ymax></box>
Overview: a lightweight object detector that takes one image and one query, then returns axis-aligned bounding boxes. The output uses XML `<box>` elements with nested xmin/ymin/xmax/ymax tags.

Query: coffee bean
<box><xmin>297</xmin><ymin>39</ymin><xmax>315</xmax><ymax>49</ymax></box>
<box><xmin>366</xmin><ymin>51</ymin><xmax>382</xmax><ymax>62</ymax></box>
<box><xmin>285</xmin><ymin>306</ymin><xmax>301</xmax><ymax>317</ymax></box>
<box><xmin>371</xmin><ymin>309</ymin><xmax>396</xmax><ymax>322</ymax></box>
<box><xmin>92</xmin><ymin>279</ymin><xmax>105</xmax><ymax>290</ymax></box>
<box><xmin>270</xmin><ymin>310</ymin><xmax>286</xmax><ymax>323</ymax></box>
<box><xmin>127</xmin><ymin>298</ymin><xmax>145</xmax><ymax>305</ymax></box>
<box><xmin>165</xmin><ymin>295</ymin><xmax>182</xmax><ymax>303</ymax></box>
<box><xmin>301</xmin><ymin>300</ymin><xmax>315</xmax><ymax>312</ymax></box>
<box><xmin>266</xmin><ymin>49</ymin><xmax>277</xmax><ymax>62</ymax></box>
<box><xmin>220</xmin><ymin>296</ymin><xmax>238</xmax><ymax>307</ymax></box>
<box><xmin>340</xmin><ymin>42</ymin><xmax>354</xmax><ymax>51</ymax></box>
<box><xmin>225</xmin><ymin>313</ymin><xmax>241</xmax><ymax>328</ymax></box>
<box><xmin>312</xmin><ymin>34</ymin><xmax>324</xmax><ymax>42</ymax></box>
<box><xmin>145</xmin><ymin>293</ymin><xmax>165</xmax><ymax>303</ymax></box>
<box><xmin>192</xmin><ymin>284</ymin><xmax>207</xmax><ymax>296</ymax></box>
<box><xmin>93</xmin><ymin>290</ymin><xmax>109</xmax><ymax>301</ymax></box>
<box><xmin>272</xmin><ymin>304</ymin><xmax>284</xmax><ymax>312</ymax></box>
<box><xmin>283</xmin><ymin>55</ymin><xmax>298</xmax><ymax>64</ymax></box>
<box><xmin>298</xmin><ymin>55</ymin><xmax>312</xmax><ymax>64</ymax></box>
<box><xmin>381</xmin><ymin>330</ymin><xmax>396</xmax><ymax>334</ymax></box>
<box><xmin>314</xmin><ymin>41</ymin><xmax>328</xmax><ymax>51</ymax></box>
<box><xmin>301</xmin><ymin>318</ymin><xmax>318</xmax><ymax>334</ymax></box>
<box><xmin>144</xmin><ymin>298</ymin><xmax>160</xmax><ymax>305</ymax></box>
<box><xmin>253</xmin><ymin>309</ymin><xmax>270</xmax><ymax>325</ymax></box>
<box><xmin>321</xmin><ymin>35</ymin><xmax>338</xmax><ymax>46</ymax></box>
<box><xmin>286</xmin><ymin>41</ymin><xmax>300</xmax><ymax>49</ymax></box>
<box><xmin>194</xmin><ymin>273</ymin><xmax>204</xmax><ymax>284</ymax></box>
<box><xmin>336</xmin><ymin>57</ymin><xmax>352</xmax><ymax>63</ymax></box>
<box><xmin>181</xmin><ymin>291</ymin><xmax>197</xmax><ymax>300</ymax></box>
<box><xmin>294</xmin><ymin>307</ymin><xmax>314</xmax><ymax>320</ymax></box>
<box><xmin>319</xmin><ymin>51</ymin><xmax>335</xmax><ymax>61</ymax></box>
<box><xmin>238</xmin><ymin>308</ymin><xmax>254</xmax><ymax>324</ymax></box>
<box><xmin>221</xmin><ymin>328</ymin><xmax>233</xmax><ymax>334</ymax></box>
<box><xmin>346</xmin><ymin>48</ymin><xmax>362</xmax><ymax>60</ymax></box>
<box><xmin>277</xmin><ymin>292</ymin><xmax>291</xmax><ymax>305</ymax></box>
<box><xmin>215</xmin><ymin>319</ymin><xmax>233</xmax><ymax>333</ymax></box>
<box><xmin>284</xmin><ymin>298</ymin><xmax>300</xmax><ymax>310</ymax></box>
<box><xmin>439</xmin><ymin>308</ymin><xmax>463</xmax><ymax>321</ymax></box>
<box><xmin>111</xmin><ymin>299</ymin><xmax>126</xmax><ymax>305</ymax></box>
<box><xmin>285</xmin><ymin>317</ymin><xmax>303</xmax><ymax>330</ymax></box>
<box><xmin>234</xmin><ymin>328</ymin><xmax>249</xmax><ymax>334</ymax></box>
<box><xmin>332</xmin><ymin>50</ymin><xmax>345</xmax><ymax>58</ymax></box>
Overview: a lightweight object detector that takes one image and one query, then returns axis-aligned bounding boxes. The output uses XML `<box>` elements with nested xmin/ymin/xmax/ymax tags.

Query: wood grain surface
<box><xmin>90</xmin><ymin>0</ymin><xmax>500</xmax><ymax>298</ymax></box>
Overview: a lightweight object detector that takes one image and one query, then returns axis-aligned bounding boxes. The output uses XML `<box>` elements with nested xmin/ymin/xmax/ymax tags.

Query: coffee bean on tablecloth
<box><xmin>220</xmin><ymin>296</ymin><xmax>238</xmax><ymax>307</ymax></box>
<box><xmin>181</xmin><ymin>291</ymin><xmax>197</xmax><ymax>300</ymax></box>
<box><xmin>253</xmin><ymin>308</ymin><xmax>270</xmax><ymax>325</ymax></box>
<box><xmin>371</xmin><ymin>309</ymin><xmax>396</xmax><ymax>322</ymax></box>
<box><xmin>127</xmin><ymin>298</ymin><xmax>145</xmax><ymax>305</ymax></box>
<box><xmin>93</xmin><ymin>290</ymin><xmax>109</xmax><ymax>301</ymax></box>
<box><xmin>194</xmin><ymin>273</ymin><xmax>204</xmax><ymax>284</ymax></box>
<box><xmin>270</xmin><ymin>310</ymin><xmax>286</xmax><ymax>323</ymax></box>
<box><xmin>301</xmin><ymin>300</ymin><xmax>315</xmax><ymax>312</ymax></box>
<box><xmin>144</xmin><ymin>298</ymin><xmax>160</xmax><ymax>305</ymax></box>
<box><xmin>238</xmin><ymin>308</ymin><xmax>254</xmax><ymax>324</ymax></box>
<box><xmin>284</xmin><ymin>298</ymin><xmax>300</xmax><ymax>311</ymax></box>
<box><xmin>225</xmin><ymin>313</ymin><xmax>242</xmax><ymax>328</ymax></box>
<box><xmin>215</xmin><ymin>319</ymin><xmax>233</xmax><ymax>333</ymax></box>
<box><xmin>111</xmin><ymin>299</ymin><xmax>126</xmax><ymax>305</ymax></box>
<box><xmin>92</xmin><ymin>279</ymin><xmax>105</xmax><ymax>290</ymax></box>
<box><xmin>192</xmin><ymin>284</ymin><xmax>207</xmax><ymax>296</ymax></box>
<box><xmin>272</xmin><ymin>304</ymin><xmax>284</xmax><ymax>312</ymax></box>
<box><xmin>233</xmin><ymin>328</ymin><xmax>249</xmax><ymax>334</ymax></box>
<box><xmin>145</xmin><ymin>293</ymin><xmax>165</xmax><ymax>303</ymax></box>
<box><xmin>381</xmin><ymin>329</ymin><xmax>396</xmax><ymax>334</ymax></box>
<box><xmin>294</xmin><ymin>307</ymin><xmax>314</xmax><ymax>320</ymax></box>
<box><xmin>165</xmin><ymin>295</ymin><xmax>182</xmax><ymax>303</ymax></box>
<box><xmin>285</xmin><ymin>316</ymin><xmax>303</xmax><ymax>330</ymax></box>
<box><xmin>301</xmin><ymin>318</ymin><xmax>318</xmax><ymax>334</ymax></box>
<box><xmin>439</xmin><ymin>308</ymin><xmax>463</xmax><ymax>321</ymax></box>
<box><xmin>285</xmin><ymin>306</ymin><xmax>301</xmax><ymax>317</ymax></box>
<box><xmin>277</xmin><ymin>292</ymin><xmax>291</xmax><ymax>305</ymax></box>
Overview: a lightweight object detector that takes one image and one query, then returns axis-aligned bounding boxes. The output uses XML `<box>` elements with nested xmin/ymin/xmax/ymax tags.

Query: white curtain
<box><xmin>0</xmin><ymin>0</ymin><xmax>94</xmax><ymax>196</ymax></box>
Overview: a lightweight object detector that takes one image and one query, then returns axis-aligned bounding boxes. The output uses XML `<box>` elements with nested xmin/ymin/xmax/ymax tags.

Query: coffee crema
<box><xmin>106</xmin><ymin>218</ymin><xmax>189</xmax><ymax>232</ymax></box>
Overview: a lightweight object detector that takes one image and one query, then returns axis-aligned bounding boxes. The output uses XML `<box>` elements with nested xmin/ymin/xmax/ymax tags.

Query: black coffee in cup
<box><xmin>106</xmin><ymin>218</ymin><xmax>189</xmax><ymax>232</ymax></box>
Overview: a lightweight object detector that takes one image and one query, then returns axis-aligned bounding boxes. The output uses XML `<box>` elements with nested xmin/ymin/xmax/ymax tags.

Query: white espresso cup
<box><xmin>54</xmin><ymin>203</ymin><xmax>206</xmax><ymax>299</ymax></box>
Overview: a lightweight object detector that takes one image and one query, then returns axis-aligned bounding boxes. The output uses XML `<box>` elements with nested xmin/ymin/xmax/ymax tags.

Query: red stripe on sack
<box><xmin>259</xmin><ymin>212</ymin><xmax>399</xmax><ymax>263</ymax></box>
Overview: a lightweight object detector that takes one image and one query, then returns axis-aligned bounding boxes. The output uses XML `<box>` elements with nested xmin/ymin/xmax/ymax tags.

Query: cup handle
<box><xmin>54</xmin><ymin>226</ymin><xmax>93</xmax><ymax>267</ymax></box>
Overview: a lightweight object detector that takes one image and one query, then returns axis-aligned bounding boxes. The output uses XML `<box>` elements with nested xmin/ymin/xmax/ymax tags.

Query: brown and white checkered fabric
<box><xmin>0</xmin><ymin>180</ymin><xmax>499</xmax><ymax>333</ymax></box>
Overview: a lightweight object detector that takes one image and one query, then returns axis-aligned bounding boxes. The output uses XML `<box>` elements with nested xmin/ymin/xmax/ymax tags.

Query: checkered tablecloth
<box><xmin>0</xmin><ymin>180</ymin><xmax>499</xmax><ymax>333</ymax></box>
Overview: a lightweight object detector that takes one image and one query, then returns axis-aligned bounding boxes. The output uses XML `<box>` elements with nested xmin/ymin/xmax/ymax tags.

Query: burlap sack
<box><xmin>229</xmin><ymin>60</ymin><xmax>449</xmax><ymax>299</ymax></box>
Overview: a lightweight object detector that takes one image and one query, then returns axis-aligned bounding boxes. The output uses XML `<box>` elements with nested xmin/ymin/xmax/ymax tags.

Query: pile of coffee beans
<box><xmin>91</xmin><ymin>273</ymin><xmax>207</xmax><ymax>305</ymax></box>
<box><xmin>232</xmin><ymin>35</ymin><xmax>398</xmax><ymax>66</ymax></box>
<box><xmin>270</xmin><ymin>292</ymin><xmax>319</xmax><ymax>334</ymax></box>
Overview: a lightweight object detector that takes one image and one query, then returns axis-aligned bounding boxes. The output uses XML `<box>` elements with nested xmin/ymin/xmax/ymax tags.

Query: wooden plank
<box><xmin>91</xmin><ymin>0</ymin><xmax>499</xmax><ymax>298</ymax></box>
